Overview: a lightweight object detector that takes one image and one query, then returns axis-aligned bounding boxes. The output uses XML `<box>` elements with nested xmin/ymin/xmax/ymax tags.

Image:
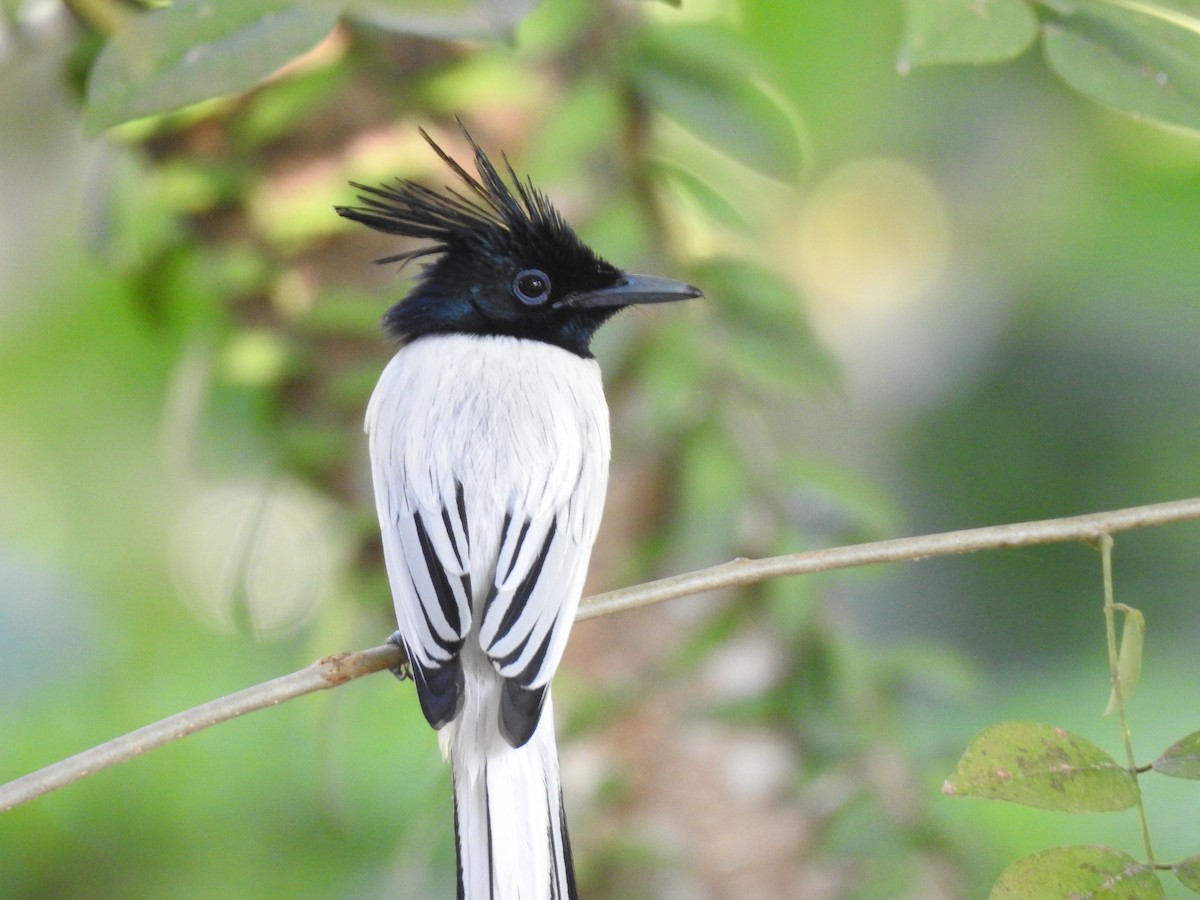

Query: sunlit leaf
<box><xmin>85</xmin><ymin>0</ymin><xmax>337</xmax><ymax>134</ymax></box>
<box><xmin>990</xmin><ymin>845</ymin><xmax>1163</xmax><ymax>899</ymax></box>
<box><xmin>1152</xmin><ymin>730</ymin><xmax>1200</xmax><ymax>778</ymax></box>
<box><xmin>898</xmin><ymin>0</ymin><xmax>1039</xmax><ymax>70</ymax></box>
<box><xmin>1104</xmin><ymin>605</ymin><xmax>1144</xmax><ymax>716</ymax></box>
<box><xmin>943</xmin><ymin>721</ymin><xmax>1139</xmax><ymax>812</ymax></box>
<box><xmin>1175</xmin><ymin>855</ymin><xmax>1200</xmax><ymax>893</ymax></box>
<box><xmin>1042</xmin><ymin>2</ymin><xmax>1200</xmax><ymax>133</ymax></box>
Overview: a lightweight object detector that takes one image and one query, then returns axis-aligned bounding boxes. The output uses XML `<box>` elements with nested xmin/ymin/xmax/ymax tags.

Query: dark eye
<box><xmin>512</xmin><ymin>269</ymin><xmax>552</xmax><ymax>306</ymax></box>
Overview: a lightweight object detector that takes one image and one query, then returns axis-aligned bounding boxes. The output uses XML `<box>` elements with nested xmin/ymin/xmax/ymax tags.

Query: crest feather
<box><xmin>335</xmin><ymin>123</ymin><xmax>571</xmax><ymax>266</ymax></box>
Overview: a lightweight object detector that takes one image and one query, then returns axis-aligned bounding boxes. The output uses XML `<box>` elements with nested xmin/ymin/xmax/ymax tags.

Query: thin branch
<box><xmin>578</xmin><ymin>496</ymin><xmax>1200</xmax><ymax>620</ymax></box>
<box><xmin>3</xmin><ymin>496</ymin><xmax>1198</xmax><ymax>813</ymax></box>
<box><xmin>0</xmin><ymin>646</ymin><xmax>402</xmax><ymax>813</ymax></box>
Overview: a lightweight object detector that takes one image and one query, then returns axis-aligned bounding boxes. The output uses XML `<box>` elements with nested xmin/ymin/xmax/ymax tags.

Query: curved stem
<box><xmin>1099</xmin><ymin>535</ymin><xmax>1155</xmax><ymax>866</ymax></box>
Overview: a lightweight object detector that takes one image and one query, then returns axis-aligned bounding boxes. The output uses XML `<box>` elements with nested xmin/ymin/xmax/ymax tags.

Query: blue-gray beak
<box><xmin>566</xmin><ymin>273</ymin><xmax>702</xmax><ymax>309</ymax></box>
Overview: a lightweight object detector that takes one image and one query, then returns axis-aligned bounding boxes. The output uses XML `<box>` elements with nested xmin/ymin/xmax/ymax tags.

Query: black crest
<box><xmin>335</xmin><ymin>126</ymin><xmax>574</xmax><ymax>267</ymax></box>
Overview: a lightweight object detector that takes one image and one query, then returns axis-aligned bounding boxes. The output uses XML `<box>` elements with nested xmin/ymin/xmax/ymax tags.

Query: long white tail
<box><xmin>450</xmin><ymin>691</ymin><xmax>576</xmax><ymax>900</ymax></box>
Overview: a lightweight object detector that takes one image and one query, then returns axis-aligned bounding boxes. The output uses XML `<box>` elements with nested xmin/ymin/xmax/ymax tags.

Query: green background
<box><xmin>2</xmin><ymin>0</ymin><xmax>1199</xmax><ymax>896</ymax></box>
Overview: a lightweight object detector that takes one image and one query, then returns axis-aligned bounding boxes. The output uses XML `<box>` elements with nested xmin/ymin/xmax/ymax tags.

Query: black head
<box><xmin>335</xmin><ymin>125</ymin><xmax>701</xmax><ymax>358</ymax></box>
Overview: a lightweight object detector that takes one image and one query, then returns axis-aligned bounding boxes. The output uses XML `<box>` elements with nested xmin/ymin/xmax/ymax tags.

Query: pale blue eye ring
<box><xmin>513</xmin><ymin>269</ymin><xmax>551</xmax><ymax>305</ymax></box>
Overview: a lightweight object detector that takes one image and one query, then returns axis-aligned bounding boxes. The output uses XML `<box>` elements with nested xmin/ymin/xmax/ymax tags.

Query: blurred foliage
<box><xmin>2</xmin><ymin>0</ymin><xmax>1199</xmax><ymax>898</ymax></box>
<box><xmin>901</xmin><ymin>0</ymin><xmax>1200</xmax><ymax>134</ymax></box>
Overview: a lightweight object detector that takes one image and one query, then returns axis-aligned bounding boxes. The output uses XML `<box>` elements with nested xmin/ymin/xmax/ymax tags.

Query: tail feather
<box><xmin>546</xmin><ymin>788</ymin><xmax>575</xmax><ymax>900</ymax></box>
<box><xmin>451</xmin><ymin>694</ymin><xmax>576</xmax><ymax>900</ymax></box>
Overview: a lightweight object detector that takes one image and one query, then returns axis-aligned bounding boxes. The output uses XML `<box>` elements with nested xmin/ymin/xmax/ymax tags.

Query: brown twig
<box><xmin>0</xmin><ymin>646</ymin><xmax>402</xmax><ymax>813</ymax></box>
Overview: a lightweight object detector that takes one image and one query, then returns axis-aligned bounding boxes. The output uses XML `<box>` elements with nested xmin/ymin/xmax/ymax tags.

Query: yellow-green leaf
<box><xmin>1042</xmin><ymin>2</ymin><xmax>1200</xmax><ymax>134</ymax></box>
<box><xmin>943</xmin><ymin>721</ymin><xmax>1138</xmax><ymax>812</ymax></box>
<box><xmin>899</xmin><ymin>0</ymin><xmax>1039</xmax><ymax>70</ymax></box>
<box><xmin>1175</xmin><ymin>854</ymin><xmax>1200</xmax><ymax>894</ymax></box>
<box><xmin>1104</xmin><ymin>606</ymin><xmax>1145</xmax><ymax>716</ymax></box>
<box><xmin>990</xmin><ymin>845</ymin><xmax>1163</xmax><ymax>899</ymax></box>
<box><xmin>1153</xmin><ymin>730</ymin><xmax>1200</xmax><ymax>779</ymax></box>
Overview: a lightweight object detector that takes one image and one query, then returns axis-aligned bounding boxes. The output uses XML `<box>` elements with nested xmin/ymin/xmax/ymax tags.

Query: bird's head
<box><xmin>336</xmin><ymin>126</ymin><xmax>701</xmax><ymax>357</ymax></box>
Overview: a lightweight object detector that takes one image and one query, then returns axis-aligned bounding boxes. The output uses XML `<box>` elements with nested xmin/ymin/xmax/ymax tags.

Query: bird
<box><xmin>335</xmin><ymin>124</ymin><xmax>701</xmax><ymax>899</ymax></box>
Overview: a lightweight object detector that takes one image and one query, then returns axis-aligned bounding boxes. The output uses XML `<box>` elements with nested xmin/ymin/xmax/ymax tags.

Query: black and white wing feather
<box><xmin>482</xmin><ymin>481</ymin><xmax>599</xmax><ymax>746</ymax></box>
<box><xmin>373</xmin><ymin>465</ymin><xmax>474</xmax><ymax>728</ymax></box>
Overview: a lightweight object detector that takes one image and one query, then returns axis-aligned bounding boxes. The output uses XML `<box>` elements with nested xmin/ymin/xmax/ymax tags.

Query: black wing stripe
<box><xmin>414</xmin><ymin>509</ymin><xmax>463</xmax><ymax>636</ymax></box>
<box><xmin>502</xmin><ymin>517</ymin><xmax>533</xmax><ymax>582</ymax></box>
<box><xmin>441</xmin><ymin>506</ymin><xmax>463</xmax><ymax>566</ymax></box>
<box><xmin>494</xmin><ymin>512</ymin><xmax>512</xmax><ymax>577</ymax></box>
<box><xmin>489</xmin><ymin>518</ymin><xmax>556</xmax><ymax>653</ymax></box>
<box><xmin>490</xmin><ymin>615</ymin><xmax>531</xmax><ymax>671</ymax></box>
<box><xmin>455</xmin><ymin>480</ymin><xmax>470</xmax><ymax>545</ymax></box>
<box><xmin>492</xmin><ymin>610</ymin><xmax>558</xmax><ymax>688</ymax></box>
<box><xmin>518</xmin><ymin>617</ymin><xmax>557</xmax><ymax>688</ymax></box>
<box><xmin>410</xmin><ymin>568</ymin><xmax>461</xmax><ymax>657</ymax></box>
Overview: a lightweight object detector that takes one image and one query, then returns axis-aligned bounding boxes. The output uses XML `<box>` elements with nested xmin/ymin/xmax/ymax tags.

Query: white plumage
<box><xmin>366</xmin><ymin>332</ymin><xmax>610</xmax><ymax>899</ymax></box>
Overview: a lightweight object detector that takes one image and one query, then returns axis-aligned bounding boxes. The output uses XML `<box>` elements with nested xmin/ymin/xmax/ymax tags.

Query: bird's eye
<box><xmin>512</xmin><ymin>269</ymin><xmax>552</xmax><ymax>306</ymax></box>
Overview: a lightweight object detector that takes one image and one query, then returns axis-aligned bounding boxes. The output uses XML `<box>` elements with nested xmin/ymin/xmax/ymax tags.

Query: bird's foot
<box><xmin>386</xmin><ymin>631</ymin><xmax>411</xmax><ymax>682</ymax></box>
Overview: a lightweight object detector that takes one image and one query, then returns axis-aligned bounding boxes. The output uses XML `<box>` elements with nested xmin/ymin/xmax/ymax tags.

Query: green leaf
<box><xmin>943</xmin><ymin>721</ymin><xmax>1139</xmax><ymax>812</ymax></box>
<box><xmin>898</xmin><ymin>0</ymin><xmax>1039</xmax><ymax>70</ymax></box>
<box><xmin>1175</xmin><ymin>855</ymin><xmax>1200</xmax><ymax>894</ymax></box>
<box><xmin>1152</xmin><ymin>730</ymin><xmax>1200</xmax><ymax>778</ymax></box>
<box><xmin>84</xmin><ymin>0</ymin><xmax>337</xmax><ymax>134</ymax></box>
<box><xmin>1104</xmin><ymin>605</ymin><xmax>1145</xmax><ymax>716</ymax></box>
<box><xmin>990</xmin><ymin>845</ymin><xmax>1163</xmax><ymax>899</ymax></box>
<box><xmin>1042</xmin><ymin>2</ymin><xmax>1200</xmax><ymax>133</ymax></box>
<box><xmin>629</xmin><ymin>25</ymin><xmax>803</xmax><ymax>181</ymax></box>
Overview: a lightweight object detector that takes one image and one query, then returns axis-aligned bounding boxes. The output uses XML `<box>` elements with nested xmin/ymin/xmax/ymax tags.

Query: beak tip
<box><xmin>608</xmin><ymin>273</ymin><xmax>703</xmax><ymax>306</ymax></box>
<box><xmin>565</xmin><ymin>273</ymin><xmax>703</xmax><ymax>309</ymax></box>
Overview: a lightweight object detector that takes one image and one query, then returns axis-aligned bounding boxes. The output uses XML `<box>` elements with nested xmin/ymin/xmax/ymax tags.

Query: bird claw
<box><xmin>386</xmin><ymin>631</ymin><xmax>411</xmax><ymax>682</ymax></box>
